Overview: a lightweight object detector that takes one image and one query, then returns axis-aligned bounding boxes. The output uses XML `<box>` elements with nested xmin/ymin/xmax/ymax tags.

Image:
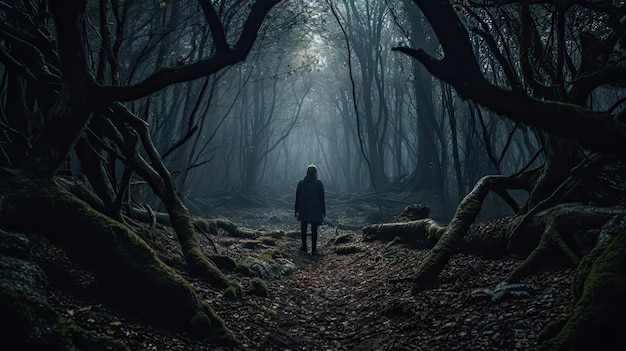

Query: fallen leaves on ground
<box><xmin>44</xmin><ymin>206</ymin><xmax>573</xmax><ymax>351</ymax></box>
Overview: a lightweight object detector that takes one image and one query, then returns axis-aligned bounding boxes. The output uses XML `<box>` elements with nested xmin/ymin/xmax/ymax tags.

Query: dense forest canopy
<box><xmin>1</xmin><ymin>0</ymin><xmax>626</xmax><ymax>350</ymax></box>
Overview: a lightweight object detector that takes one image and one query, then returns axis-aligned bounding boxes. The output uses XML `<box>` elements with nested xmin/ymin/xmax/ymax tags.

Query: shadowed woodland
<box><xmin>1</xmin><ymin>0</ymin><xmax>626</xmax><ymax>350</ymax></box>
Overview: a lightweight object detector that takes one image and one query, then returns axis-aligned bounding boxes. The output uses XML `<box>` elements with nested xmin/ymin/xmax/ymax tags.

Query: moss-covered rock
<box><xmin>249</xmin><ymin>277</ymin><xmax>269</xmax><ymax>297</ymax></box>
<box><xmin>335</xmin><ymin>245</ymin><xmax>361</xmax><ymax>255</ymax></box>
<box><xmin>249</xmin><ymin>250</ymin><xmax>296</xmax><ymax>279</ymax></box>
<box><xmin>332</xmin><ymin>232</ymin><xmax>354</xmax><ymax>245</ymax></box>
<box><xmin>258</xmin><ymin>249</ymin><xmax>283</xmax><ymax>261</ymax></box>
<box><xmin>223</xmin><ymin>286</ymin><xmax>240</xmax><ymax>301</ymax></box>
<box><xmin>0</xmin><ymin>229</ymin><xmax>30</xmax><ymax>258</ymax></box>
<box><xmin>0</xmin><ymin>254</ymin><xmax>129</xmax><ymax>351</ymax></box>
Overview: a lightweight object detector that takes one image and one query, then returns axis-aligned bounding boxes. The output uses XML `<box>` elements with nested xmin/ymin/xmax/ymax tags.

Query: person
<box><xmin>294</xmin><ymin>164</ymin><xmax>326</xmax><ymax>255</ymax></box>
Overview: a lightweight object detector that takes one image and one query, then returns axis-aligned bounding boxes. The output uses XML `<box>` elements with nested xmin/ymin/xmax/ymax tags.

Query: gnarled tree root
<box><xmin>506</xmin><ymin>204</ymin><xmax>625</xmax><ymax>283</ymax></box>
<box><xmin>537</xmin><ymin>216</ymin><xmax>626</xmax><ymax>350</ymax></box>
<box><xmin>128</xmin><ymin>205</ymin><xmax>281</xmax><ymax>294</ymax></box>
<box><xmin>0</xmin><ymin>176</ymin><xmax>237</xmax><ymax>346</ymax></box>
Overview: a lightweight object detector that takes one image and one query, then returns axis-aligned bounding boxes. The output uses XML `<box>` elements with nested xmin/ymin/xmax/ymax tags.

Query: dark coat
<box><xmin>295</xmin><ymin>175</ymin><xmax>325</xmax><ymax>223</ymax></box>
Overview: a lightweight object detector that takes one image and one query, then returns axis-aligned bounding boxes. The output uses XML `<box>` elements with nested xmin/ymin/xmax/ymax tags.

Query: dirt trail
<box><xmin>42</xmin><ymin>212</ymin><xmax>574</xmax><ymax>351</ymax></box>
<box><xmin>216</xmin><ymin>220</ymin><xmax>574</xmax><ymax>351</ymax></box>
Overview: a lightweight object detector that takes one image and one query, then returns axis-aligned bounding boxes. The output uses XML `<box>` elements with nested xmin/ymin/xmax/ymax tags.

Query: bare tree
<box><xmin>379</xmin><ymin>1</ymin><xmax>626</xmax><ymax>348</ymax></box>
<box><xmin>0</xmin><ymin>0</ymin><xmax>281</xmax><ymax>347</ymax></box>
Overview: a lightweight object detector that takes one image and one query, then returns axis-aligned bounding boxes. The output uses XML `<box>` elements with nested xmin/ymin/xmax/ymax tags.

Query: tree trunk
<box><xmin>404</xmin><ymin>0</ymin><xmax>444</xmax><ymax>194</ymax></box>
<box><xmin>117</xmin><ymin>106</ymin><xmax>235</xmax><ymax>290</ymax></box>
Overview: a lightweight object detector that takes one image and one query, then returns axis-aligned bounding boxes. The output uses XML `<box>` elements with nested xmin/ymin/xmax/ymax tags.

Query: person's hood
<box><xmin>303</xmin><ymin>174</ymin><xmax>317</xmax><ymax>182</ymax></box>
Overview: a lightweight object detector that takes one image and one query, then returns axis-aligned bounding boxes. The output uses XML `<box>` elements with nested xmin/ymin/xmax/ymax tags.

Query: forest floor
<box><xmin>42</xmin><ymin>201</ymin><xmax>574</xmax><ymax>351</ymax></box>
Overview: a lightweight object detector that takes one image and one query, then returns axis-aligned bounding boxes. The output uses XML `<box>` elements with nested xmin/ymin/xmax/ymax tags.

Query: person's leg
<box><xmin>300</xmin><ymin>221</ymin><xmax>308</xmax><ymax>252</ymax></box>
<box><xmin>311</xmin><ymin>222</ymin><xmax>319</xmax><ymax>254</ymax></box>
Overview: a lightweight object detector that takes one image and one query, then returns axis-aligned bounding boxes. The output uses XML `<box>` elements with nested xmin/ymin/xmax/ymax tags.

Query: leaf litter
<box><xmin>43</xmin><ymin>205</ymin><xmax>573</xmax><ymax>350</ymax></box>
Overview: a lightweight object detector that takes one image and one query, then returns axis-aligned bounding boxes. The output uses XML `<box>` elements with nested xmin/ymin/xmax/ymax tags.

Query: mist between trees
<box><xmin>139</xmin><ymin>0</ymin><xmax>540</xmax><ymax>222</ymax></box>
<box><xmin>41</xmin><ymin>0</ymin><xmax>542</xmax><ymax>221</ymax></box>
<box><xmin>1</xmin><ymin>1</ymin><xmax>626</xmax><ymax>350</ymax></box>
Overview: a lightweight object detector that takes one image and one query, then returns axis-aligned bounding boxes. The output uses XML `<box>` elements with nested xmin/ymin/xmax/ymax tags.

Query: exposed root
<box><xmin>506</xmin><ymin>204</ymin><xmax>625</xmax><ymax>283</ymax></box>
<box><xmin>473</xmin><ymin>281</ymin><xmax>534</xmax><ymax>303</ymax></box>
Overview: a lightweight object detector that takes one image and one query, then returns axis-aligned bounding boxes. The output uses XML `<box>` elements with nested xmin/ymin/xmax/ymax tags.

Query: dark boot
<box><xmin>300</xmin><ymin>233</ymin><xmax>307</xmax><ymax>252</ymax></box>
<box><xmin>300</xmin><ymin>222</ymin><xmax>308</xmax><ymax>252</ymax></box>
<box><xmin>311</xmin><ymin>226</ymin><xmax>318</xmax><ymax>255</ymax></box>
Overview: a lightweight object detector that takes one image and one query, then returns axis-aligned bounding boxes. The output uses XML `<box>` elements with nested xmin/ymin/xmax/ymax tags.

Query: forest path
<box><xmin>40</xmin><ymin>209</ymin><xmax>576</xmax><ymax>351</ymax></box>
<box><xmin>248</xmin><ymin>225</ymin><xmax>409</xmax><ymax>350</ymax></box>
<box><xmin>218</xmin><ymin>222</ymin><xmax>575</xmax><ymax>351</ymax></box>
<box><xmin>36</xmin><ymin>200</ymin><xmax>568</xmax><ymax>350</ymax></box>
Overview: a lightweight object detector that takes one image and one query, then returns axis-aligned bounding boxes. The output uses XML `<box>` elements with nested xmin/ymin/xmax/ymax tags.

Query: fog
<box><xmin>106</xmin><ymin>0</ymin><xmax>543</xmax><ymax>221</ymax></box>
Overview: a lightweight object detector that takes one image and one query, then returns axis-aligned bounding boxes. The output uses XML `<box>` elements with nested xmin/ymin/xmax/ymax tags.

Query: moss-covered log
<box><xmin>0</xmin><ymin>175</ymin><xmax>236</xmax><ymax>346</ymax></box>
<box><xmin>129</xmin><ymin>207</ymin><xmax>284</xmax><ymax>239</ymax></box>
<box><xmin>363</xmin><ymin>219</ymin><xmax>444</xmax><ymax>246</ymax></box>
<box><xmin>363</xmin><ymin>215</ymin><xmax>520</xmax><ymax>255</ymax></box>
<box><xmin>362</xmin><ymin>176</ymin><xmax>508</xmax><ymax>292</ymax></box>
<box><xmin>213</xmin><ymin>218</ymin><xmax>285</xmax><ymax>238</ymax></box>
<box><xmin>408</xmin><ymin>176</ymin><xmax>507</xmax><ymax>292</ymax></box>
<box><xmin>365</xmin><ymin>188</ymin><xmax>623</xmax><ymax>291</ymax></box>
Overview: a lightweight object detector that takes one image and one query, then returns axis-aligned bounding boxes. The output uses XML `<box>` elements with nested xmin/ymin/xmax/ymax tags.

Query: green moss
<box><xmin>235</xmin><ymin>263</ymin><xmax>258</xmax><ymax>277</ymax></box>
<box><xmin>49</xmin><ymin>315</ymin><xmax>130</xmax><ymax>351</ymax></box>
<box><xmin>429</xmin><ymin>226</ymin><xmax>447</xmax><ymax>242</ymax></box>
<box><xmin>0</xmin><ymin>177</ymin><xmax>235</xmax><ymax>341</ymax></box>
<box><xmin>194</xmin><ymin>219</ymin><xmax>218</xmax><ymax>234</ymax></box>
<box><xmin>335</xmin><ymin>245</ymin><xmax>360</xmax><ymax>255</ymax></box>
<box><xmin>333</xmin><ymin>233</ymin><xmax>353</xmax><ymax>245</ymax></box>
<box><xmin>0</xmin><ymin>288</ymin><xmax>129</xmax><ymax>351</ymax></box>
<box><xmin>188</xmin><ymin>303</ymin><xmax>238</xmax><ymax>346</ymax></box>
<box><xmin>249</xmin><ymin>277</ymin><xmax>270</xmax><ymax>297</ymax></box>
<box><xmin>260</xmin><ymin>230</ymin><xmax>285</xmax><ymax>239</ymax></box>
<box><xmin>223</xmin><ymin>286</ymin><xmax>239</xmax><ymax>300</ymax></box>
<box><xmin>537</xmin><ymin>230</ymin><xmax>626</xmax><ymax>350</ymax></box>
<box><xmin>133</xmin><ymin>226</ymin><xmax>153</xmax><ymax>241</ymax></box>
<box><xmin>258</xmin><ymin>249</ymin><xmax>283</xmax><ymax>261</ymax></box>
<box><xmin>0</xmin><ymin>288</ymin><xmax>56</xmax><ymax>338</ymax></box>
<box><xmin>379</xmin><ymin>298</ymin><xmax>411</xmax><ymax>316</ymax></box>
